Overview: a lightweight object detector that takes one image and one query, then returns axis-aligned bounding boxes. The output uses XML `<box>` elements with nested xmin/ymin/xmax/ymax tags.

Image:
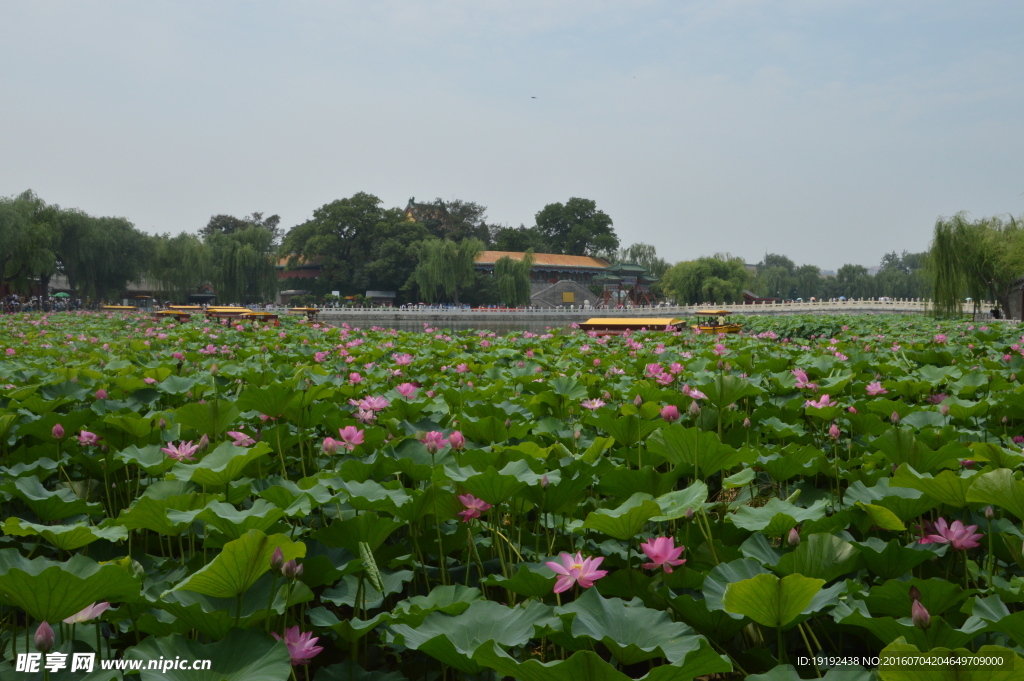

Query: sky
<box><xmin>1</xmin><ymin>1</ymin><xmax>1022</xmax><ymax>271</ymax></box>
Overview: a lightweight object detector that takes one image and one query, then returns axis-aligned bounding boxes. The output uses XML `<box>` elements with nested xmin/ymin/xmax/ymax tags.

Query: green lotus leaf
<box><xmin>773</xmin><ymin>533</ymin><xmax>862</xmax><ymax>582</ymax></box>
<box><xmin>854</xmin><ymin>502</ymin><xmax>907</xmax><ymax>532</ymax></box>
<box><xmin>3</xmin><ymin>476</ymin><xmax>102</xmax><ymax>521</ymax></box>
<box><xmin>832</xmin><ymin>599</ymin><xmax>979</xmax><ymax>650</ymax></box>
<box><xmin>962</xmin><ymin>594</ymin><xmax>1024</xmax><ymax>647</ymax></box>
<box><xmin>307</xmin><ymin>607</ymin><xmax>389</xmax><ymax>647</ymax></box>
<box><xmin>968</xmin><ymin>442</ymin><xmax>1024</xmax><ymax>469</ymax></box>
<box><xmin>484</xmin><ymin>562</ymin><xmax>557</xmax><ymax>599</ymax></box>
<box><xmin>723</xmin><ymin>468</ymin><xmax>756</xmax><ymax>488</ymax></box>
<box><xmin>729</xmin><ymin>498</ymin><xmax>829</xmax><ymax>536</ymax></box>
<box><xmin>555</xmin><ymin>588</ymin><xmax>715</xmax><ymax>666</ymax></box>
<box><xmin>172</xmin><ymin>530</ymin><xmax>305</xmax><ymax>598</ymax></box>
<box><xmin>114</xmin><ymin>444</ymin><xmax>177</xmax><ymax>475</ymax></box>
<box><xmin>890</xmin><ymin>465</ymin><xmax>977</xmax><ymax>508</ymax></box>
<box><xmin>965</xmin><ymin>468</ymin><xmax>1024</xmax><ymax>520</ymax></box>
<box><xmin>391</xmin><ymin>584</ymin><xmax>482</xmax><ymax>628</ymax></box>
<box><xmin>702</xmin><ymin>558</ymin><xmax>770</xmax><ymax>614</ymax></box>
<box><xmin>597</xmin><ymin>466</ymin><xmax>682</xmax><ymax>500</ymax></box>
<box><xmin>173</xmin><ymin>399</ymin><xmax>241</xmax><ymax>438</ymax></box>
<box><xmin>390</xmin><ymin>599</ymin><xmax>552</xmax><ymax>674</ymax></box>
<box><xmin>312</xmin><ymin>512</ymin><xmax>403</xmax><ymax>554</ymax></box>
<box><xmin>866</xmin><ymin>577</ymin><xmax>973</xmax><ymax>618</ymax></box>
<box><xmin>446</xmin><ymin>459</ymin><xmax>544</xmax><ymax>505</ymax></box>
<box><xmin>313</xmin><ymin>662</ymin><xmax>406</xmax><ymax>681</ymax></box>
<box><xmin>459</xmin><ymin>415</ymin><xmax>529</xmax><ymax>445</ymax></box>
<box><xmin>583</xmin><ymin>493</ymin><xmax>662</xmax><ymax>540</ymax></box>
<box><xmin>652</xmin><ymin>482</ymin><xmax>709</xmax><ymax>522</ymax></box>
<box><xmin>156</xmin><ymin>375</ymin><xmax>199</xmax><ymax>395</ymax></box>
<box><xmin>856</xmin><ymin>538</ymin><xmax>946</xmax><ymax>581</ymax></box>
<box><xmin>168</xmin><ymin>441</ymin><xmax>271</xmax><ymax>487</ymax></box>
<box><xmin>844</xmin><ymin>477</ymin><xmax>937</xmax><ymax>520</ymax></box>
<box><xmin>646</xmin><ymin>424</ymin><xmax>745</xmax><ymax>477</ymax></box>
<box><xmin>115</xmin><ymin>481</ymin><xmax>221</xmax><ymax>535</ymax></box>
<box><xmin>877</xmin><ymin>639</ymin><xmax>1024</xmax><ymax>681</ymax></box>
<box><xmin>236</xmin><ymin>384</ymin><xmax>296</xmax><ymax>418</ymax></box>
<box><xmin>722</xmin><ymin>573</ymin><xmax>824</xmax><ymax>629</ymax></box>
<box><xmin>159</xmin><ymin>573</ymin><xmax>312</xmax><ymax>639</ymax></box>
<box><xmin>0</xmin><ymin>549</ymin><xmax>141</xmax><ymax>622</ymax></box>
<box><xmin>124</xmin><ymin>628</ymin><xmax>290</xmax><ymax>681</ymax></box>
<box><xmin>2</xmin><ymin>517</ymin><xmax>127</xmax><ymax>551</ymax></box>
<box><xmin>167</xmin><ymin>499</ymin><xmax>286</xmax><ymax>540</ymax></box>
<box><xmin>321</xmin><ymin>571</ymin><xmax>413</xmax><ymax>611</ymax></box>
<box><xmin>331</xmin><ymin>478</ymin><xmax>410</xmax><ymax>512</ymax></box>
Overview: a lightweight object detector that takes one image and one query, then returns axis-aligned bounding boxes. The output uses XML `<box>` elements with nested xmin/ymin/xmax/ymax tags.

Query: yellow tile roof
<box><xmin>475</xmin><ymin>251</ymin><xmax>609</xmax><ymax>269</ymax></box>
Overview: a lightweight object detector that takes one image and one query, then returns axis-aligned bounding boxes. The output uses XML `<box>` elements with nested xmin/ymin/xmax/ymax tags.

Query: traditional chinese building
<box><xmin>594</xmin><ymin>262</ymin><xmax>659</xmax><ymax>306</ymax></box>
<box><xmin>473</xmin><ymin>251</ymin><xmax>609</xmax><ymax>285</ymax></box>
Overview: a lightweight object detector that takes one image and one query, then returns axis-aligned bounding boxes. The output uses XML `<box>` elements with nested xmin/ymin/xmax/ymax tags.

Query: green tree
<box><xmin>833</xmin><ymin>264</ymin><xmax>875</xmax><ymax>299</ymax></box>
<box><xmin>0</xmin><ymin>191</ymin><xmax>57</xmax><ymax>293</ymax></box>
<box><xmin>205</xmin><ymin>227</ymin><xmax>278</xmax><ymax>304</ymax></box>
<box><xmin>534</xmin><ymin>198</ymin><xmax>618</xmax><ymax>256</ymax></box>
<box><xmin>412</xmin><ymin>238</ymin><xmax>485</xmax><ymax>305</ymax></box>
<box><xmin>409</xmin><ymin>199</ymin><xmax>490</xmax><ymax>243</ymax></box>
<box><xmin>614</xmin><ymin>243</ymin><xmax>670</xmax><ymax>279</ymax></box>
<box><xmin>201</xmin><ymin>212</ymin><xmax>283</xmax><ymax>245</ymax></box>
<box><xmin>875</xmin><ymin>250</ymin><xmax>930</xmax><ymax>299</ymax></box>
<box><xmin>662</xmin><ymin>254</ymin><xmax>749</xmax><ymax>304</ymax></box>
<box><xmin>928</xmin><ymin>213</ymin><xmax>1024</xmax><ymax>315</ymax></box>
<box><xmin>149</xmin><ymin>233</ymin><xmax>210</xmax><ymax>303</ymax></box>
<box><xmin>491</xmin><ymin>225</ymin><xmax>548</xmax><ymax>252</ymax></box>
<box><xmin>494</xmin><ymin>251</ymin><xmax>535</xmax><ymax>306</ymax></box>
<box><xmin>793</xmin><ymin>264</ymin><xmax>822</xmax><ymax>300</ymax></box>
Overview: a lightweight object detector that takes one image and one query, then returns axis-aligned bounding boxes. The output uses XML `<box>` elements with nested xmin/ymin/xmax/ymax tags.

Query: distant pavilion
<box><xmin>473</xmin><ymin>251</ymin><xmax>610</xmax><ymax>285</ymax></box>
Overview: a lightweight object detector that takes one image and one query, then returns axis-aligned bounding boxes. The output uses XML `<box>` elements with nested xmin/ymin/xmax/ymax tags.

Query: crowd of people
<box><xmin>3</xmin><ymin>294</ymin><xmax>84</xmax><ymax>314</ymax></box>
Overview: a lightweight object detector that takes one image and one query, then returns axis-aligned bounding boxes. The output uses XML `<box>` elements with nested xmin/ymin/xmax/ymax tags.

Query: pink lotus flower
<box><xmin>63</xmin><ymin>602</ymin><xmax>110</xmax><ymax>624</ymax></box>
<box><xmin>143</xmin><ymin>377</ymin><xmax>157</xmax><ymax>384</ymax></box>
<box><xmin>351</xmin><ymin>395</ymin><xmax>389</xmax><ymax>412</ymax></box>
<box><xmin>912</xmin><ymin>599</ymin><xmax>931</xmax><ymax>630</ymax></box>
<box><xmin>581</xmin><ymin>398</ymin><xmax>605</xmax><ymax>410</ymax></box>
<box><xmin>670</xmin><ymin>362</ymin><xmax>685</xmax><ymax>375</ymax></box>
<box><xmin>866</xmin><ymin>382</ymin><xmax>887</xmax><ymax>396</ymax></box>
<box><xmin>52</xmin><ymin>424</ymin><xmax>64</xmax><ymax>439</ymax></box>
<box><xmin>933</xmin><ymin>334</ymin><xmax>947</xmax><ymax>344</ymax></box>
<box><xmin>420</xmin><ymin>431</ymin><xmax>448</xmax><ymax>454</ymax></box>
<box><xmin>161</xmin><ymin>441</ymin><xmax>199</xmax><ymax>461</ymax></box>
<box><xmin>338</xmin><ymin>426</ymin><xmax>364</xmax><ymax>450</ymax></box>
<box><xmin>455</xmin><ymin>363</ymin><xmax>470</xmax><ymax>374</ymax></box>
<box><xmin>396</xmin><ymin>382</ymin><xmax>418</xmax><ymax>399</ymax></box>
<box><xmin>685</xmin><ymin>387</ymin><xmax>707</xmax><ymax>400</ymax></box>
<box><xmin>4</xmin><ymin>348</ymin><xmax>14</xmax><ymax>356</ymax></box>
<box><xmin>78</xmin><ymin>430</ymin><xmax>101</xmax><ymax>446</ymax></box>
<box><xmin>791</xmin><ymin>368</ymin><xmax>817</xmax><ymax>390</ymax></box>
<box><xmin>322</xmin><ymin>437</ymin><xmax>341</xmax><ymax>455</ymax></box>
<box><xmin>457</xmin><ymin>494</ymin><xmax>491</xmax><ymax>522</ymax></box>
<box><xmin>805</xmin><ymin>394</ymin><xmax>833</xmax><ymax>409</ymax></box>
<box><xmin>272</xmin><ymin>626</ymin><xmax>323</xmax><ymax>666</ymax></box>
<box><xmin>828</xmin><ymin>423</ymin><xmax>840</xmax><ymax>439</ymax></box>
<box><xmin>924</xmin><ymin>518</ymin><xmax>983</xmax><ymax>550</ymax></box>
<box><xmin>95</xmin><ymin>389</ymin><xmax>108</xmax><ymax>400</ymax></box>
<box><xmin>393</xmin><ymin>352</ymin><xmax>414</xmax><ymax>365</ymax></box>
<box><xmin>661</xmin><ymin>405</ymin><xmax>680</xmax><ymax>422</ymax></box>
<box><xmin>34</xmin><ymin>621</ymin><xmax>54</xmax><ymax>653</ymax></box>
<box><xmin>927</xmin><ymin>393</ymin><xmax>948</xmax><ymax>405</ymax></box>
<box><xmin>645</xmin><ymin>363</ymin><xmax>664</xmax><ymax>377</ymax></box>
<box><xmin>712</xmin><ymin>343</ymin><xmax>728</xmax><ymax>356</ymax></box>
<box><xmin>640</xmin><ymin>537</ymin><xmax>686</xmax><ymax>573</ymax></box>
<box><xmin>448</xmin><ymin>430</ymin><xmax>466</xmax><ymax>450</ymax></box>
<box><xmin>355</xmin><ymin>409</ymin><xmax>376</xmax><ymax>424</ymax></box>
<box><xmin>227</xmin><ymin>431</ymin><xmax>256</xmax><ymax>447</ymax></box>
<box><xmin>546</xmin><ymin>551</ymin><xmax>607</xmax><ymax>593</ymax></box>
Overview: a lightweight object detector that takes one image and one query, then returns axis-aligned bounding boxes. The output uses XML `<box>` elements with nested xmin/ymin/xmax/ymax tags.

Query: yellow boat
<box><xmin>579</xmin><ymin>317</ymin><xmax>682</xmax><ymax>335</ymax></box>
<box><xmin>288</xmin><ymin>307</ymin><xmax>321</xmax><ymax>322</ymax></box>
<box><xmin>101</xmin><ymin>305</ymin><xmax>138</xmax><ymax>312</ymax></box>
<box><xmin>691</xmin><ymin>309</ymin><xmax>743</xmax><ymax>334</ymax></box>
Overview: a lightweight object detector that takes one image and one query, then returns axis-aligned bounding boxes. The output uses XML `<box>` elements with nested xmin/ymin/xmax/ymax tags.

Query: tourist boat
<box><xmin>578</xmin><ymin>317</ymin><xmax>682</xmax><ymax>336</ymax></box>
<box><xmin>288</xmin><ymin>307</ymin><xmax>320</xmax><ymax>322</ymax></box>
<box><xmin>239</xmin><ymin>311</ymin><xmax>281</xmax><ymax>327</ymax></box>
<box><xmin>691</xmin><ymin>309</ymin><xmax>743</xmax><ymax>334</ymax></box>
<box><xmin>151</xmin><ymin>309</ymin><xmax>193</xmax><ymax>323</ymax></box>
<box><xmin>101</xmin><ymin>305</ymin><xmax>138</xmax><ymax>312</ymax></box>
<box><xmin>205</xmin><ymin>306</ymin><xmax>252</xmax><ymax>320</ymax></box>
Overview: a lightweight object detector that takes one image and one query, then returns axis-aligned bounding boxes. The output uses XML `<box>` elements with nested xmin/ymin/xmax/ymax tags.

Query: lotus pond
<box><xmin>3</xmin><ymin>312</ymin><xmax>1024</xmax><ymax>680</ymax></box>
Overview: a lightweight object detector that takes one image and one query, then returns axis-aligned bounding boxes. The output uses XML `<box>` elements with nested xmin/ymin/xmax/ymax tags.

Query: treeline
<box><xmin>4</xmin><ymin>188</ymin><xmax>984</xmax><ymax>308</ymax></box>
<box><xmin>662</xmin><ymin>251</ymin><xmax>930</xmax><ymax>305</ymax></box>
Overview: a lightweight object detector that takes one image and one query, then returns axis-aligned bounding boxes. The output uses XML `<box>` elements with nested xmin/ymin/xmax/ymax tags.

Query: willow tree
<box><xmin>495</xmin><ymin>250</ymin><xmax>534</xmax><ymax>307</ymax></box>
<box><xmin>928</xmin><ymin>213</ymin><xmax>1024</xmax><ymax>316</ymax></box>
<box><xmin>150</xmin><ymin>233</ymin><xmax>210</xmax><ymax>303</ymax></box>
<box><xmin>206</xmin><ymin>227</ymin><xmax>278</xmax><ymax>304</ymax></box>
<box><xmin>413</xmin><ymin>237</ymin><xmax>484</xmax><ymax>304</ymax></box>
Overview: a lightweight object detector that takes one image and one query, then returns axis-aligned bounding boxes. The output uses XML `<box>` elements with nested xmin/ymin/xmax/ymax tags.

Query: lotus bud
<box><xmin>661</xmin><ymin>405</ymin><xmax>681</xmax><ymax>422</ymax></box>
<box><xmin>940</xmin><ymin>404</ymin><xmax>950</xmax><ymax>417</ymax></box>
<box><xmin>743</xmin><ymin>417</ymin><xmax>751</xmax><ymax>428</ymax></box>
<box><xmin>198</xmin><ymin>433</ymin><xmax>210</xmax><ymax>451</ymax></box>
<box><xmin>848</xmin><ymin>406</ymin><xmax>857</xmax><ymax>414</ymax></box>
<box><xmin>574</xmin><ymin>430</ymin><xmax>581</xmax><ymax>440</ymax></box>
<box><xmin>282</xmin><ymin>559</ymin><xmax>302</xmax><ymax>579</ymax></box>
<box><xmin>634</xmin><ymin>394</ymin><xmax>643</xmax><ymax>406</ymax></box>
<box><xmin>1012</xmin><ymin>374</ymin><xmax>1017</xmax><ymax>382</ymax></box>
<box><xmin>448</xmin><ymin>431</ymin><xmax>465</xmax><ymax>451</ymax></box>
<box><xmin>541</xmin><ymin>474</ymin><xmax>550</xmax><ymax>489</ymax></box>
<box><xmin>1004</xmin><ymin>416</ymin><xmax>1009</xmax><ymax>424</ymax></box>
<box><xmin>908</xmin><ymin>586</ymin><xmax>922</xmax><ymax>601</ymax></box>
<box><xmin>787</xmin><ymin>527</ymin><xmax>801</xmax><ymax>547</ymax></box>
<box><xmin>689</xmin><ymin>401</ymin><xmax>700</xmax><ymax>416</ymax></box>
<box><xmin>829</xmin><ymin>423</ymin><xmax>840</xmax><ymax>440</ymax></box>
<box><xmin>985</xmin><ymin>505</ymin><xmax>994</xmax><ymax>520</ymax></box>
<box><xmin>95</xmin><ymin>389</ymin><xmax>108</xmax><ymax>400</ymax></box>
<box><xmin>505</xmin><ymin>418</ymin><xmax>511</xmax><ymax>429</ymax></box>
<box><xmin>912</xmin><ymin>599</ymin><xmax>931</xmax><ymax>629</ymax></box>
<box><xmin>717</xmin><ymin>360</ymin><xmax>724</xmax><ymax>370</ymax></box>
<box><xmin>685</xmin><ymin>508</ymin><xmax>694</xmax><ymax>521</ymax></box>
<box><xmin>34</xmin><ymin>621</ymin><xmax>54</xmax><ymax>653</ymax></box>
<box><xmin>270</xmin><ymin>547</ymin><xmax>285</xmax><ymax>572</ymax></box>
<box><xmin>322</xmin><ymin>437</ymin><xmax>340</xmax><ymax>455</ymax></box>
<box><xmin>210</xmin><ymin>363</ymin><xmax>219</xmax><ymax>375</ymax></box>
<box><xmin>52</xmin><ymin>423</ymin><xmax>64</xmax><ymax>439</ymax></box>
<box><xmin>891</xmin><ymin>411</ymin><xmax>901</xmax><ymax>425</ymax></box>
<box><xmin>603</xmin><ymin>391</ymin><xmax>611</xmax><ymax>400</ymax></box>
<box><xmin>159</xmin><ymin>418</ymin><xmax>167</xmax><ymax>430</ymax></box>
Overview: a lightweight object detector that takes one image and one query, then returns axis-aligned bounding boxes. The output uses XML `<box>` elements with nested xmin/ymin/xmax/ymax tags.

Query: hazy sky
<box><xmin>2</xmin><ymin>1</ymin><xmax>1022</xmax><ymax>270</ymax></box>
